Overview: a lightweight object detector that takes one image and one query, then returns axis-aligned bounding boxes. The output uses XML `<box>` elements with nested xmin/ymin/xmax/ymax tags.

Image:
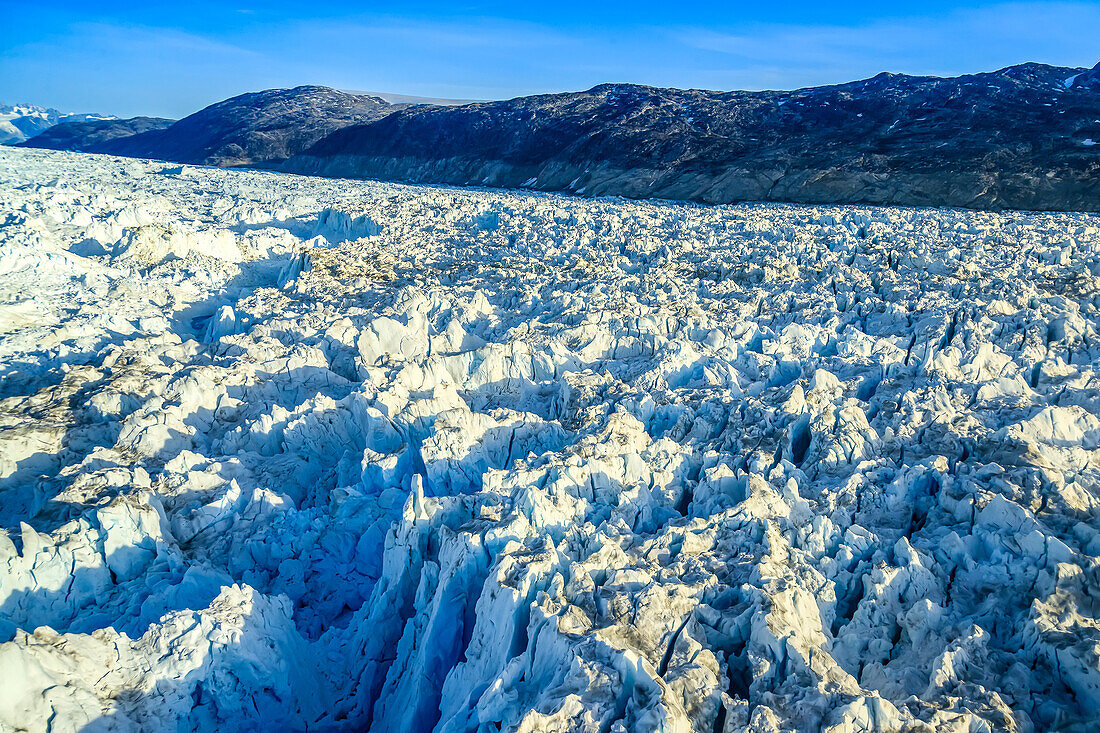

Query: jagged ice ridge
<box><xmin>1</xmin><ymin>147</ymin><xmax>1100</xmax><ymax>732</ymax></box>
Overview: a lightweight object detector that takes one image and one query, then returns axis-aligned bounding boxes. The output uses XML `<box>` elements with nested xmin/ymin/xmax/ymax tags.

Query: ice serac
<box><xmin>1</xmin><ymin>146</ymin><xmax>1099</xmax><ymax>732</ymax></box>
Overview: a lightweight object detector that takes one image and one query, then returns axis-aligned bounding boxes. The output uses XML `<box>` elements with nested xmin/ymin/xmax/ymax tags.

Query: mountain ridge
<box><xmin>19</xmin><ymin>86</ymin><xmax>398</xmax><ymax>168</ymax></box>
<box><xmin>19</xmin><ymin>116</ymin><xmax>176</xmax><ymax>152</ymax></box>
<box><xmin>19</xmin><ymin>61</ymin><xmax>1100</xmax><ymax>211</ymax></box>
<box><xmin>284</xmin><ymin>61</ymin><xmax>1100</xmax><ymax>211</ymax></box>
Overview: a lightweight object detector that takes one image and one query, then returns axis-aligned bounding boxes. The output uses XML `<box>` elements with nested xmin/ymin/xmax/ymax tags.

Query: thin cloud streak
<box><xmin>672</xmin><ymin>2</ymin><xmax>1100</xmax><ymax>88</ymax></box>
<box><xmin>282</xmin><ymin>16</ymin><xmax>576</xmax><ymax>50</ymax></box>
<box><xmin>1</xmin><ymin>2</ymin><xmax>1097</xmax><ymax>116</ymax></box>
<box><xmin>0</xmin><ymin>23</ymin><xmax>274</xmax><ymax>116</ymax></box>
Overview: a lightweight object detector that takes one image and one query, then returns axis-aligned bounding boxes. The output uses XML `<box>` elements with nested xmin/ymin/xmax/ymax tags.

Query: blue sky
<box><xmin>1</xmin><ymin>1</ymin><xmax>1098</xmax><ymax>118</ymax></box>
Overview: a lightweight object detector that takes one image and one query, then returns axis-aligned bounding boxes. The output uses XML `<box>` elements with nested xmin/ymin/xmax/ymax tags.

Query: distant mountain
<box><xmin>0</xmin><ymin>104</ymin><xmax>117</xmax><ymax>145</ymax></box>
<box><xmin>21</xmin><ymin>62</ymin><xmax>1100</xmax><ymax>211</ymax></box>
<box><xmin>96</xmin><ymin>86</ymin><xmax>395</xmax><ymax>167</ymax></box>
<box><xmin>17</xmin><ymin>116</ymin><xmax>175</xmax><ymax>152</ymax></box>
<box><xmin>285</xmin><ymin>61</ymin><xmax>1100</xmax><ymax>212</ymax></box>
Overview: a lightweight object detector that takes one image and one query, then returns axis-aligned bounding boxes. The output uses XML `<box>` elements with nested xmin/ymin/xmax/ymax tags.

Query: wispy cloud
<box><xmin>0</xmin><ymin>22</ymin><xmax>270</xmax><ymax>116</ymax></box>
<box><xmin>240</xmin><ymin>15</ymin><xmax>587</xmax><ymax>100</ymax></box>
<box><xmin>288</xmin><ymin>16</ymin><xmax>575</xmax><ymax>50</ymax></box>
<box><xmin>2</xmin><ymin>22</ymin><xmax>259</xmax><ymax>61</ymax></box>
<box><xmin>671</xmin><ymin>2</ymin><xmax>1100</xmax><ymax>88</ymax></box>
<box><xmin>2</xmin><ymin>2</ymin><xmax>1097</xmax><ymax>117</ymax></box>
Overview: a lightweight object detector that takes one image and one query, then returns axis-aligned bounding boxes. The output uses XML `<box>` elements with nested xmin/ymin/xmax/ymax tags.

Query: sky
<box><xmin>1</xmin><ymin>1</ymin><xmax>1098</xmax><ymax>118</ymax></box>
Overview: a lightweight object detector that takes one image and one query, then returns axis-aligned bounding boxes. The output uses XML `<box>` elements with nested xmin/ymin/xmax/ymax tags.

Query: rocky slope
<box><xmin>286</xmin><ymin>62</ymin><xmax>1100</xmax><ymax>211</ymax></box>
<box><xmin>21</xmin><ymin>63</ymin><xmax>1100</xmax><ymax>210</ymax></box>
<box><xmin>22</xmin><ymin>86</ymin><xmax>398</xmax><ymax>168</ymax></box>
<box><xmin>2</xmin><ymin>147</ymin><xmax>1100</xmax><ymax>731</ymax></box>
<box><xmin>17</xmin><ymin>116</ymin><xmax>175</xmax><ymax>152</ymax></box>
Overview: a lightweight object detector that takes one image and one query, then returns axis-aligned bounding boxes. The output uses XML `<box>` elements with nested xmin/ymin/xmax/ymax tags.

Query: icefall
<box><xmin>1</xmin><ymin>147</ymin><xmax>1099</xmax><ymax>732</ymax></box>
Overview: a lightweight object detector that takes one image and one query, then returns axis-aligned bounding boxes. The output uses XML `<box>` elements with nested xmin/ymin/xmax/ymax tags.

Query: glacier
<box><xmin>1</xmin><ymin>146</ymin><xmax>1099</xmax><ymax>732</ymax></box>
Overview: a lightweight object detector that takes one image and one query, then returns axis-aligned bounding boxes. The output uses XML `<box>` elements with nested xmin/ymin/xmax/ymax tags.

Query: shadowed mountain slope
<box><xmin>24</xmin><ymin>86</ymin><xmax>397</xmax><ymax>168</ymax></box>
<box><xmin>17</xmin><ymin>117</ymin><xmax>175</xmax><ymax>152</ymax></box>
<box><xmin>21</xmin><ymin>63</ymin><xmax>1100</xmax><ymax>210</ymax></box>
<box><xmin>285</xmin><ymin>62</ymin><xmax>1100</xmax><ymax>211</ymax></box>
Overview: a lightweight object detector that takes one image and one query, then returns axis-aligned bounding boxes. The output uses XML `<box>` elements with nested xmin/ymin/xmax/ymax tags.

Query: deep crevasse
<box><xmin>1</xmin><ymin>147</ymin><xmax>1099</xmax><ymax>732</ymax></box>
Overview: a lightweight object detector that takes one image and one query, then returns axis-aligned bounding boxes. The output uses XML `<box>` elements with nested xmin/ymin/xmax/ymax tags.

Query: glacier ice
<box><xmin>2</xmin><ymin>147</ymin><xmax>1100</xmax><ymax>731</ymax></box>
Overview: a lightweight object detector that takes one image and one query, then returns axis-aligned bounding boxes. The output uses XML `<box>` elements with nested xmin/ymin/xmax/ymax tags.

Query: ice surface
<box><xmin>2</xmin><ymin>146</ymin><xmax>1100</xmax><ymax>731</ymax></box>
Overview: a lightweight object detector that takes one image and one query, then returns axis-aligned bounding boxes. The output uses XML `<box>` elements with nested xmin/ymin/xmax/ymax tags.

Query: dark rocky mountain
<box><xmin>20</xmin><ymin>63</ymin><xmax>1100</xmax><ymax>210</ymax></box>
<box><xmin>285</xmin><ymin>62</ymin><xmax>1100</xmax><ymax>211</ymax></box>
<box><xmin>23</xmin><ymin>86</ymin><xmax>397</xmax><ymax>167</ymax></box>
<box><xmin>17</xmin><ymin>116</ymin><xmax>175</xmax><ymax>152</ymax></box>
